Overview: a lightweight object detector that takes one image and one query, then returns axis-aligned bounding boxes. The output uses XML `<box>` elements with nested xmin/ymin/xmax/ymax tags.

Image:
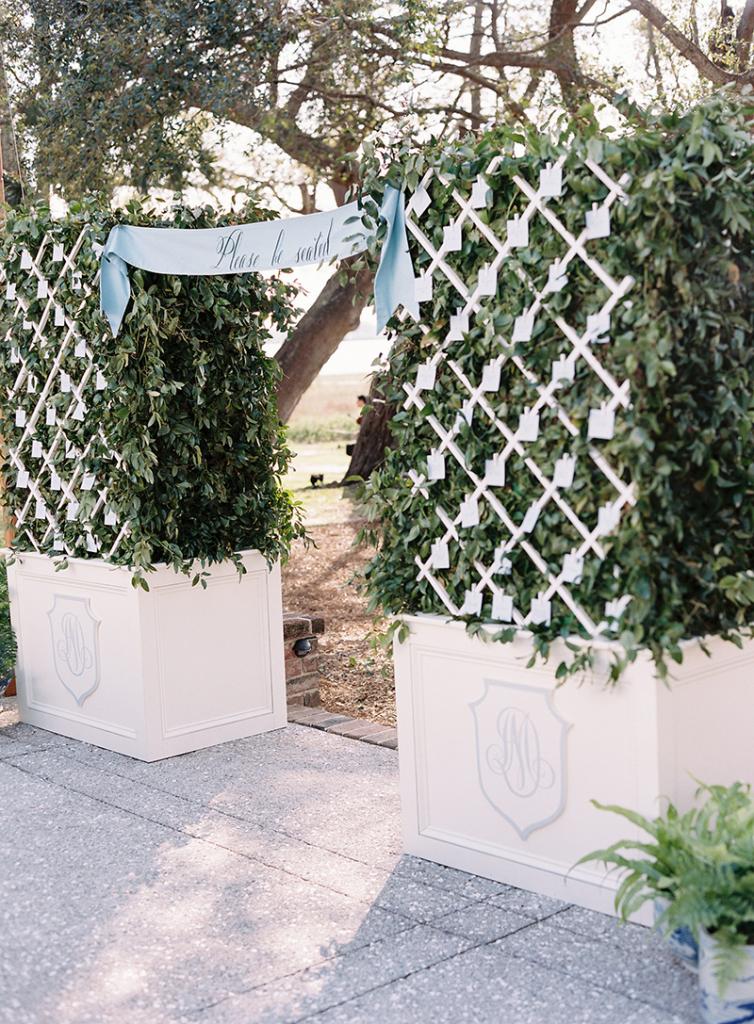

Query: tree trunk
<box><xmin>275</xmin><ymin>264</ymin><xmax>373</xmax><ymax>423</ymax></box>
<box><xmin>341</xmin><ymin>374</ymin><xmax>394</xmax><ymax>483</ymax></box>
<box><xmin>0</xmin><ymin>53</ymin><xmax>23</xmax><ymax>207</ymax></box>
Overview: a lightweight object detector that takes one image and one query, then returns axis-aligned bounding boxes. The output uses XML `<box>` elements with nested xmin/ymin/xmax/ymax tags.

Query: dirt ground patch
<box><xmin>281</xmin><ymin>519</ymin><xmax>396</xmax><ymax>727</ymax></box>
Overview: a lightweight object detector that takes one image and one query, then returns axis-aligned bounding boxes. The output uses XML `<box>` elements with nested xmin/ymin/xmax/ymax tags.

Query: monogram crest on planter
<box><xmin>471</xmin><ymin>679</ymin><xmax>571</xmax><ymax>838</ymax></box>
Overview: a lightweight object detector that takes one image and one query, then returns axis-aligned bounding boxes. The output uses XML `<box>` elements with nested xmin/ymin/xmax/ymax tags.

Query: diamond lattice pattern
<box><xmin>1</xmin><ymin>228</ymin><xmax>128</xmax><ymax>559</ymax></box>
<box><xmin>399</xmin><ymin>154</ymin><xmax>636</xmax><ymax>638</ymax></box>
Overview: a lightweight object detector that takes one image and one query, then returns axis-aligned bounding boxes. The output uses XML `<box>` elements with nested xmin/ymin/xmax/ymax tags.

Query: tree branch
<box><xmin>629</xmin><ymin>0</ymin><xmax>734</xmax><ymax>84</ymax></box>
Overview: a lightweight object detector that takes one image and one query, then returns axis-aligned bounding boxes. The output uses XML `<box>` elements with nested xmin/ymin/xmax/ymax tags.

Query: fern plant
<box><xmin>580</xmin><ymin>782</ymin><xmax>754</xmax><ymax>992</ymax></box>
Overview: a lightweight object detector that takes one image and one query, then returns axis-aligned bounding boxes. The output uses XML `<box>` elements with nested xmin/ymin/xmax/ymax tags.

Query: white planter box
<box><xmin>7</xmin><ymin>550</ymin><xmax>286</xmax><ymax>761</ymax></box>
<box><xmin>394</xmin><ymin>614</ymin><xmax>754</xmax><ymax>922</ymax></box>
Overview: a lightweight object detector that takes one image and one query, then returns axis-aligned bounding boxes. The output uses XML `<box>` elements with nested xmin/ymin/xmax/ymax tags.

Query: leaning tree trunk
<box><xmin>341</xmin><ymin>374</ymin><xmax>394</xmax><ymax>483</ymax></box>
<box><xmin>275</xmin><ymin>263</ymin><xmax>374</xmax><ymax>423</ymax></box>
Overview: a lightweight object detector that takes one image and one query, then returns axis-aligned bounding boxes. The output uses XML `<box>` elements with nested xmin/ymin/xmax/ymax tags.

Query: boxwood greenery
<box><xmin>357</xmin><ymin>92</ymin><xmax>754</xmax><ymax>680</ymax></box>
<box><xmin>0</xmin><ymin>196</ymin><xmax>305</xmax><ymax>587</ymax></box>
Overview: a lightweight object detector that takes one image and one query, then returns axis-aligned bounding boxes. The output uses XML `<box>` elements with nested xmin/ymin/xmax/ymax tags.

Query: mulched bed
<box><xmin>281</xmin><ymin>521</ymin><xmax>396</xmax><ymax>727</ymax></box>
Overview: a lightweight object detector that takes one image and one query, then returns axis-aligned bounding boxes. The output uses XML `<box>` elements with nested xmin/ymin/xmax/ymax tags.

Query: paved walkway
<box><xmin>0</xmin><ymin>698</ymin><xmax>698</xmax><ymax>1024</ymax></box>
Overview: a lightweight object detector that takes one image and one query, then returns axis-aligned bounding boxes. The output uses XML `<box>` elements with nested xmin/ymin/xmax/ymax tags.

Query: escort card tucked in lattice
<box><xmin>0</xmin><ymin>227</ymin><xmax>128</xmax><ymax>560</ymax></box>
<box><xmin>390</xmin><ymin>150</ymin><xmax>636</xmax><ymax>640</ymax></box>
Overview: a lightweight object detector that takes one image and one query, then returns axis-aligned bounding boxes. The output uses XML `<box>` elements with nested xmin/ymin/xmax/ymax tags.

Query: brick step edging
<box><xmin>287</xmin><ymin>705</ymin><xmax>397</xmax><ymax>749</ymax></box>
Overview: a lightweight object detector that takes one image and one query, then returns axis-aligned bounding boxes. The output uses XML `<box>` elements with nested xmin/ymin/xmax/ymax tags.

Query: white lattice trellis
<box><xmin>1</xmin><ymin>228</ymin><xmax>129</xmax><ymax>560</ymax></box>
<box><xmin>398</xmin><ymin>153</ymin><xmax>636</xmax><ymax>639</ymax></box>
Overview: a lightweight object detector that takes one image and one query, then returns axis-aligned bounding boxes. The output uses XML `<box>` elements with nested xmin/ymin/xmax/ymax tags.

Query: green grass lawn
<box><xmin>283</xmin><ymin>441</ymin><xmax>361</xmax><ymax>526</ymax></box>
<box><xmin>284</xmin><ymin>373</ymin><xmax>367</xmax><ymax>527</ymax></box>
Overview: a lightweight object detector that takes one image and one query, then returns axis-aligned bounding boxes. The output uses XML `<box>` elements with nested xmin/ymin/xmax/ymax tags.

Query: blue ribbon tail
<box><xmin>374</xmin><ymin>185</ymin><xmax>417</xmax><ymax>333</ymax></box>
<box><xmin>100</xmin><ymin>226</ymin><xmax>131</xmax><ymax>336</ymax></box>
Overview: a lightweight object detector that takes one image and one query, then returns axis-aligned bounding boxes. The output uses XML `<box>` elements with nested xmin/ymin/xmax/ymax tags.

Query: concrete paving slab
<box><xmin>497</xmin><ymin>919</ymin><xmax>698</xmax><ymax>1019</ymax></box>
<box><xmin>187</xmin><ymin>924</ymin><xmax>472</xmax><ymax>1024</ymax></box>
<box><xmin>299</xmin><ymin>938</ymin><xmax>691</xmax><ymax>1024</ymax></box>
<box><xmin>0</xmin><ymin>707</ymin><xmax>700</xmax><ymax>1024</ymax></box>
<box><xmin>432</xmin><ymin>903</ymin><xmax>534</xmax><ymax>943</ymax></box>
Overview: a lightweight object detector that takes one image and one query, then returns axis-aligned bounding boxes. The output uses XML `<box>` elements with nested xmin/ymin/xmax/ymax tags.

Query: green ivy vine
<box><xmin>0</xmin><ymin>195</ymin><xmax>305</xmax><ymax>587</ymax></box>
<box><xmin>356</xmin><ymin>91</ymin><xmax>754</xmax><ymax>681</ymax></box>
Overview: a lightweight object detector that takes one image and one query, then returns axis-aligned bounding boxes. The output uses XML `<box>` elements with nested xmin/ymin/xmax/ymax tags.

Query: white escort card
<box><xmin>53</xmin><ymin>535</ymin><xmax>65</xmax><ymax>551</ymax></box>
<box><xmin>75</xmin><ymin>339</ymin><xmax>87</xmax><ymax>358</ymax></box>
<box><xmin>20</xmin><ymin>249</ymin><xmax>33</xmax><ymax>270</ymax></box>
<box><xmin>60</xmin><ymin>371</ymin><xmax>71</xmax><ymax>393</ymax></box>
<box><xmin>10</xmin><ymin>347</ymin><xmax>20</xmax><ymax>364</ymax></box>
<box><xmin>427</xmin><ymin>451</ymin><xmax>446</xmax><ymax>481</ymax></box>
<box><xmin>588</xmin><ymin>405</ymin><xmax>615</xmax><ymax>440</ymax></box>
<box><xmin>553</xmin><ymin>453</ymin><xmax>576</xmax><ymax>487</ymax></box>
<box><xmin>521</xmin><ymin>504</ymin><xmax>540</xmax><ymax>534</ymax></box>
<box><xmin>37</xmin><ymin>278</ymin><xmax>49</xmax><ymax>299</ymax></box>
<box><xmin>51</xmin><ymin>473</ymin><xmax>61</xmax><ymax>491</ymax></box>
<box><xmin>81</xmin><ymin>474</ymin><xmax>96</xmax><ymax>492</ymax></box>
<box><xmin>23</xmin><ymin>319</ymin><xmax>33</xmax><ymax>331</ymax></box>
<box><xmin>443</xmin><ymin>223</ymin><xmax>462</xmax><ymax>252</ymax></box>
<box><xmin>512</xmin><ymin>312</ymin><xmax>534</xmax><ymax>343</ymax></box>
<box><xmin>414</xmin><ymin>274</ymin><xmax>433</xmax><ymax>302</ymax></box>
<box><xmin>460</xmin><ymin>494</ymin><xmax>480</xmax><ymax>528</ymax></box>
<box><xmin>96</xmin><ymin>371</ymin><xmax>107</xmax><ymax>391</ymax></box>
<box><xmin>27</xmin><ymin>374</ymin><xmax>37</xmax><ymax>394</ymax></box>
<box><xmin>72</xmin><ymin>402</ymin><xmax>86</xmax><ymax>422</ymax></box>
<box><xmin>539</xmin><ymin>163</ymin><xmax>562</xmax><ymax>198</ymax></box>
<box><xmin>517</xmin><ymin>408</ymin><xmax>540</xmax><ymax>442</ymax></box>
<box><xmin>530</xmin><ymin>593</ymin><xmax>552</xmax><ymax>625</ymax></box>
<box><xmin>547</xmin><ymin>263</ymin><xmax>568</xmax><ymax>292</ymax></box>
<box><xmin>447</xmin><ymin>310</ymin><xmax>469</xmax><ymax>341</ymax></box>
<box><xmin>585</xmin><ymin>203</ymin><xmax>611</xmax><ymax>240</ymax></box>
<box><xmin>606</xmin><ymin>594</ymin><xmax>632</xmax><ymax>625</ymax></box>
<box><xmin>416</xmin><ymin>361</ymin><xmax>436</xmax><ymax>390</ymax></box>
<box><xmin>481</xmin><ymin>361</ymin><xmax>501</xmax><ymax>392</ymax></box>
<box><xmin>66</xmin><ymin>501</ymin><xmax>80</xmax><ymax>521</ymax></box>
<box><xmin>71</xmin><ymin>271</ymin><xmax>82</xmax><ymax>291</ymax></box>
<box><xmin>54</xmin><ymin>305</ymin><xmax>65</xmax><ymax>327</ymax></box>
<box><xmin>562</xmin><ymin>551</ymin><xmax>584</xmax><ymax>584</ymax></box>
<box><xmin>46</xmin><ymin>407</ymin><xmax>56</xmax><ymax>426</ymax></box>
<box><xmin>52</xmin><ymin>242</ymin><xmax>65</xmax><ymax>263</ymax></box>
<box><xmin>461</xmin><ymin>589</ymin><xmax>483</xmax><ymax>616</ymax></box>
<box><xmin>477</xmin><ymin>264</ymin><xmax>497</xmax><ymax>297</ymax></box>
<box><xmin>5</xmin><ymin>283</ymin><xmax>16</xmax><ymax>301</ymax></box>
<box><xmin>431</xmin><ymin>539</ymin><xmax>450</xmax><ymax>569</ymax></box>
<box><xmin>484</xmin><ymin>455</ymin><xmax>506</xmax><ymax>486</ymax></box>
<box><xmin>551</xmin><ymin>354</ymin><xmax>574</xmax><ymax>387</ymax></box>
<box><xmin>31</xmin><ymin>440</ymin><xmax>43</xmax><ymax>459</ymax></box>
<box><xmin>492</xmin><ymin>591</ymin><xmax>514</xmax><ymax>622</ymax></box>
<box><xmin>597</xmin><ymin>503</ymin><xmax>621</xmax><ymax>536</ymax></box>
<box><xmin>15</xmin><ymin>408</ymin><xmax>26</xmax><ymax>428</ymax></box>
<box><xmin>412</xmin><ymin>185</ymin><xmax>431</xmax><ymax>217</ymax></box>
<box><xmin>104</xmin><ymin>508</ymin><xmax>118</xmax><ymax>527</ymax></box>
<box><xmin>507</xmin><ymin>216</ymin><xmax>528</xmax><ymax>248</ymax></box>
<box><xmin>35</xmin><ymin>500</ymin><xmax>46</xmax><ymax>521</ymax></box>
<box><xmin>16</xmin><ymin>470</ymin><xmax>29</xmax><ymax>489</ymax></box>
<box><xmin>495</xmin><ymin>549</ymin><xmax>512</xmax><ymax>575</ymax></box>
<box><xmin>587</xmin><ymin>311</ymin><xmax>610</xmax><ymax>340</ymax></box>
<box><xmin>461</xmin><ymin>398</ymin><xmax>475</xmax><ymax>426</ymax></box>
<box><xmin>470</xmin><ymin>176</ymin><xmax>492</xmax><ymax>209</ymax></box>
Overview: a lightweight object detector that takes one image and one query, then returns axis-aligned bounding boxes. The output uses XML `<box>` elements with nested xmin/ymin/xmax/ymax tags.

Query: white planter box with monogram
<box><xmin>7</xmin><ymin>549</ymin><xmax>286</xmax><ymax>761</ymax></box>
<box><xmin>394</xmin><ymin>614</ymin><xmax>754</xmax><ymax>922</ymax></box>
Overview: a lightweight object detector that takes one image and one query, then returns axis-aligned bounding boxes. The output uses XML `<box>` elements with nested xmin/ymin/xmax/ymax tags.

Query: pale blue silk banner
<box><xmin>100</xmin><ymin>186</ymin><xmax>418</xmax><ymax>336</ymax></box>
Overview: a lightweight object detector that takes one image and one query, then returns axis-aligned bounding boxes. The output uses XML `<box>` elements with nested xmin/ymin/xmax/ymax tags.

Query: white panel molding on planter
<box><xmin>394</xmin><ymin>614</ymin><xmax>754</xmax><ymax>922</ymax></box>
<box><xmin>7</xmin><ymin>549</ymin><xmax>286</xmax><ymax>761</ymax></box>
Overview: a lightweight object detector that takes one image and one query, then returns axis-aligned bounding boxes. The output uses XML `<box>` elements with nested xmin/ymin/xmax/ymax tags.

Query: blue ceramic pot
<box><xmin>699</xmin><ymin>929</ymin><xmax>754</xmax><ymax>1024</ymax></box>
<box><xmin>654</xmin><ymin>898</ymin><xmax>699</xmax><ymax>972</ymax></box>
